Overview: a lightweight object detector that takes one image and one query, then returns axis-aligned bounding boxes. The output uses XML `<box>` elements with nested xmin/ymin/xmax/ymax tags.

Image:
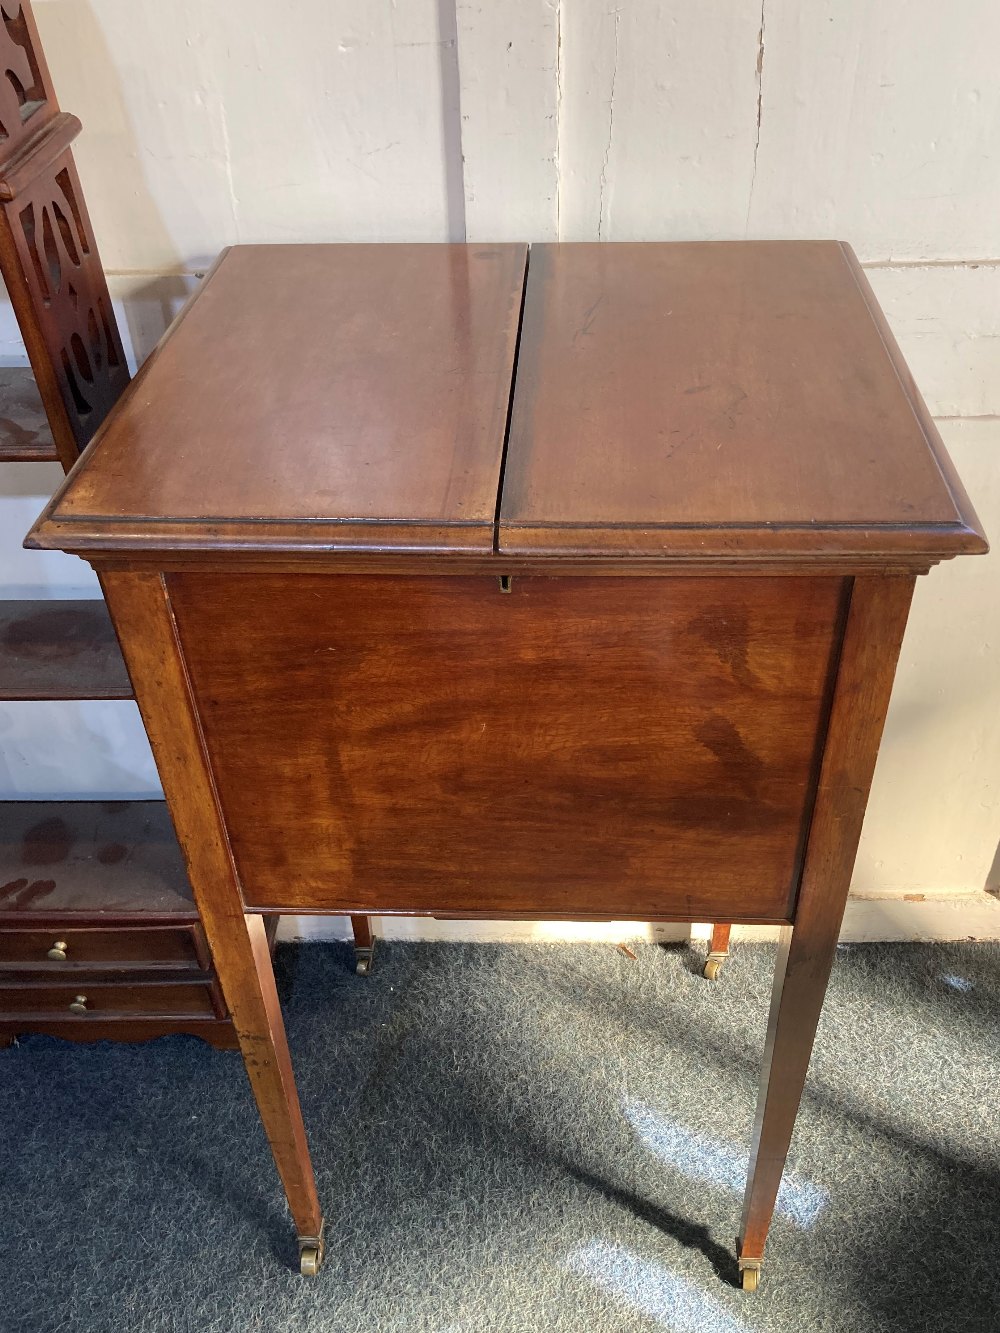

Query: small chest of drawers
<box><xmin>0</xmin><ymin>801</ymin><xmax>275</xmax><ymax>1048</ymax></box>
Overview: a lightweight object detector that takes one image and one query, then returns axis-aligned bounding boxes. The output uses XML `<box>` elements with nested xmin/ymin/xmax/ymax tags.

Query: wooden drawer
<box><xmin>170</xmin><ymin>572</ymin><xmax>847</xmax><ymax>923</ymax></box>
<box><xmin>0</xmin><ymin>980</ymin><xmax>221</xmax><ymax>1019</ymax></box>
<box><xmin>0</xmin><ymin>925</ymin><xmax>205</xmax><ymax>971</ymax></box>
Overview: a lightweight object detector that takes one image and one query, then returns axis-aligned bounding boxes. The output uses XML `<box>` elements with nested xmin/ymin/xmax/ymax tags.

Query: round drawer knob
<box><xmin>47</xmin><ymin>941</ymin><xmax>68</xmax><ymax>962</ymax></box>
<box><xmin>68</xmin><ymin>995</ymin><xmax>87</xmax><ymax>1015</ymax></box>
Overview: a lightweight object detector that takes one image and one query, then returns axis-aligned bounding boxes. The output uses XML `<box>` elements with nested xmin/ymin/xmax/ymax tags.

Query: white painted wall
<box><xmin>2</xmin><ymin>0</ymin><xmax>998</xmax><ymax>943</ymax></box>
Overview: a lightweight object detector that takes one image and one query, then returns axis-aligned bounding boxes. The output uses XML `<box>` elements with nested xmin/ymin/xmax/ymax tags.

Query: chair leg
<box><xmin>350</xmin><ymin>915</ymin><xmax>376</xmax><ymax>975</ymax></box>
<box><xmin>703</xmin><ymin>923</ymin><xmax>732</xmax><ymax>980</ymax></box>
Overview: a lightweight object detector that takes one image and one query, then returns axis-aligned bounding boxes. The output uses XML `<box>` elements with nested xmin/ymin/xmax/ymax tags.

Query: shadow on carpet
<box><xmin>2</xmin><ymin>939</ymin><xmax>998</xmax><ymax>1333</ymax></box>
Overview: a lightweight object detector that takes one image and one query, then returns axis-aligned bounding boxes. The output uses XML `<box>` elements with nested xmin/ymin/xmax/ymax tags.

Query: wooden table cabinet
<box><xmin>27</xmin><ymin>240</ymin><xmax>986</xmax><ymax>1288</ymax></box>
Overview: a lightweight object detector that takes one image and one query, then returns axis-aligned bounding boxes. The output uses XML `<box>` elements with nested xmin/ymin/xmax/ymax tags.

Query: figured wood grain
<box><xmin>169</xmin><ymin>573</ymin><xmax>846</xmax><ymax>921</ymax></box>
<box><xmin>34</xmin><ymin>244</ymin><xmax>527</xmax><ymax>553</ymax></box>
<box><xmin>501</xmin><ymin>241</ymin><xmax>986</xmax><ymax>562</ymax></box>
<box><xmin>738</xmin><ymin>575</ymin><xmax>915</xmax><ymax>1265</ymax></box>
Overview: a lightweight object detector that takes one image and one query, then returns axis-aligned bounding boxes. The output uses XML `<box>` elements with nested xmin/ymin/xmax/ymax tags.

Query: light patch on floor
<box><xmin>940</xmin><ymin>973</ymin><xmax>975</xmax><ymax>992</ymax></box>
<box><xmin>624</xmin><ymin>1098</ymin><xmax>828</xmax><ymax>1229</ymax></box>
<box><xmin>567</xmin><ymin>1239</ymin><xmax>751</xmax><ymax>1332</ymax></box>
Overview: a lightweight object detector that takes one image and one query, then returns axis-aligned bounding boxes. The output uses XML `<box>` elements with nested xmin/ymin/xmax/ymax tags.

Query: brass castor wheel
<box><xmin>354</xmin><ymin>949</ymin><xmax>373</xmax><ymax>976</ymax></box>
<box><xmin>739</xmin><ymin>1264</ymin><xmax>761</xmax><ymax>1293</ymax></box>
<box><xmin>299</xmin><ymin>1234</ymin><xmax>325</xmax><ymax>1276</ymax></box>
<box><xmin>299</xmin><ymin>1245</ymin><xmax>321</xmax><ymax>1276</ymax></box>
<box><xmin>353</xmin><ymin>932</ymin><xmax>376</xmax><ymax>976</ymax></box>
<box><xmin>702</xmin><ymin>954</ymin><xmax>725</xmax><ymax>981</ymax></box>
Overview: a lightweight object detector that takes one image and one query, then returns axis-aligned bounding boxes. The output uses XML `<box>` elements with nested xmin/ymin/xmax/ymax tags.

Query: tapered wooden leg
<box><xmin>350</xmin><ymin>914</ymin><xmax>376</xmax><ymax>975</ymax></box>
<box><xmin>735</xmin><ymin>575</ymin><xmax>915</xmax><ymax>1291</ymax></box>
<box><xmin>703</xmin><ymin>923</ymin><xmax>731</xmax><ymax>979</ymax></box>
<box><xmin>737</xmin><ymin>919</ymin><xmax>838</xmax><ymax>1284</ymax></box>
<box><xmin>228</xmin><ymin>913</ymin><xmax>324</xmax><ymax>1258</ymax></box>
<box><xmin>101</xmin><ymin>571</ymin><xmax>326</xmax><ymax>1274</ymax></box>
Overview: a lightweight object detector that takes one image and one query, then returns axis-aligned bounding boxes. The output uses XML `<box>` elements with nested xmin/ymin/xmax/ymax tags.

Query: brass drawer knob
<box><xmin>68</xmin><ymin>995</ymin><xmax>87</xmax><ymax>1015</ymax></box>
<box><xmin>47</xmin><ymin>941</ymin><xmax>68</xmax><ymax>961</ymax></box>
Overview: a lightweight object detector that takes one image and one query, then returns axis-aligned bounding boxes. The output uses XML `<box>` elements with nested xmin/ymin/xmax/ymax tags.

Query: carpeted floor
<box><xmin>2</xmin><ymin>939</ymin><xmax>998</xmax><ymax>1333</ymax></box>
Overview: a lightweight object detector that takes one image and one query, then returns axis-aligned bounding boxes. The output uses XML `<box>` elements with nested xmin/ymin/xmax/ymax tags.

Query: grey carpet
<box><xmin>2</xmin><ymin>939</ymin><xmax>998</xmax><ymax>1333</ymax></box>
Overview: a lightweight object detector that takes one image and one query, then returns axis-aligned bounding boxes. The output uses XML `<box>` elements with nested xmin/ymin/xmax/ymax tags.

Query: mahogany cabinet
<box><xmin>27</xmin><ymin>239</ymin><xmax>986</xmax><ymax>1287</ymax></box>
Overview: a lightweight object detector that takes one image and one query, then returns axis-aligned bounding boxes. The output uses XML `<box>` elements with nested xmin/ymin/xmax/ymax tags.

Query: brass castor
<box><xmin>739</xmin><ymin>1264</ymin><xmax>761</xmax><ymax>1293</ymax></box>
<box><xmin>702</xmin><ymin>954</ymin><xmax>725</xmax><ymax>981</ymax></box>
<box><xmin>299</xmin><ymin>1234</ymin><xmax>325</xmax><ymax>1276</ymax></box>
<box><xmin>354</xmin><ymin>948</ymin><xmax>374</xmax><ymax>976</ymax></box>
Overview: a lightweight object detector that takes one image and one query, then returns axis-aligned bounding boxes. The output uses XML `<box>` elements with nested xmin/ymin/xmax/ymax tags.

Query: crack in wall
<box><xmin>217</xmin><ymin>95</ymin><xmax>241</xmax><ymax>243</ymax></box>
<box><xmin>744</xmin><ymin>0</ymin><xmax>766</xmax><ymax>237</ymax></box>
<box><xmin>554</xmin><ymin>0</ymin><xmax>563</xmax><ymax>241</ymax></box>
<box><xmin>597</xmin><ymin>7</ymin><xmax>620</xmax><ymax>241</ymax></box>
<box><xmin>438</xmin><ymin>0</ymin><xmax>466</xmax><ymax>241</ymax></box>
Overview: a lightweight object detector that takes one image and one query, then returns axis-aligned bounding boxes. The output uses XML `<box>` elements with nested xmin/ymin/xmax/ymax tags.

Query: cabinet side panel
<box><xmin>170</xmin><ymin>574</ymin><xmax>846</xmax><ymax>922</ymax></box>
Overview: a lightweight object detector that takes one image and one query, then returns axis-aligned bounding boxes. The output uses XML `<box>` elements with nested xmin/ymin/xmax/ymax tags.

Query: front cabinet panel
<box><xmin>168</xmin><ymin>575</ymin><xmax>847</xmax><ymax>922</ymax></box>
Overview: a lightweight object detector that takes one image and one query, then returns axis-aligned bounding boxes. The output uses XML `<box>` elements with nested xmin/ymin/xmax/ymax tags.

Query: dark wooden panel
<box><xmin>0</xmin><ymin>1017</ymin><xmax>239</xmax><ymax>1048</ymax></box>
<box><xmin>0</xmin><ymin>0</ymin><xmax>130</xmax><ymax>471</ymax></box>
<box><xmin>0</xmin><ymin>144</ymin><xmax>129</xmax><ymax>467</ymax></box>
<box><xmin>33</xmin><ymin>243</ymin><xmax>527</xmax><ymax>553</ymax></box>
<box><xmin>0</xmin><ymin>599</ymin><xmax>132</xmax><ymax>699</ymax></box>
<box><xmin>0</xmin><ymin>924</ymin><xmax>201</xmax><ymax>969</ymax></box>
<box><xmin>0</xmin><ymin>366</ymin><xmax>55</xmax><ymax>460</ymax></box>
<box><xmin>0</xmin><ymin>801</ymin><xmax>195</xmax><ymax>920</ymax></box>
<box><xmin>0</xmin><ymin>1</ymin><xmax>60</xmax><ymax>160</ymax></box>
<box><xmin>170</xmin><ymin>573</ymin><xmax>846</xmax><ymax>920</ymax></box>
<box><xmin>501</xmin><ymin>241</ymin><xmax>985</xmax><ymax>561</ymax></box>
<box><xmin>0</xmin><ymin>979</ymin><xmax>217</xmax><ymax>1017</ymax></box>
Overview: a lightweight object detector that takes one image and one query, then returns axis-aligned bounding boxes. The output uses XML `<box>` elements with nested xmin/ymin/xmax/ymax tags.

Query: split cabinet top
<box><xmin>27</xmin><ymin>240</ymin><xmax>986</xmax><ymax>570</ymax></box>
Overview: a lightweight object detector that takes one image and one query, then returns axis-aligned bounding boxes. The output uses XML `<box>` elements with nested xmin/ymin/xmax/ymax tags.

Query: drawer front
<box><xmin>0</xmin><ymin>981</ymin><xmax>220</xmax><ymax>1019</ymax></box>
<box><xmin>0</xmin><ymin>926</ymin><xmax>204</xmax><ymax>970</ymax></box>
<box><xmin>170</xmin><ymin>573</ymin><xmax>847</xmax><ymax>923</ymax></box>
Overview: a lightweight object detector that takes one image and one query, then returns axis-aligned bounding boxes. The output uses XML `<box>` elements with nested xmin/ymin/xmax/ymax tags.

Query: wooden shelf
<box><xmin>0</xmin><ymin>801</ymin><xmax>195</xmax><ymax>922</ymax></box>
<box><xmin>0</xmin><ymin>600</ymin><xmax>133</xmax><ymax>700</ymax></box>
<box><xmin>0</xmin><ymin>367</ymin><xmax>57</xmax><ymax>462</ymax></box>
